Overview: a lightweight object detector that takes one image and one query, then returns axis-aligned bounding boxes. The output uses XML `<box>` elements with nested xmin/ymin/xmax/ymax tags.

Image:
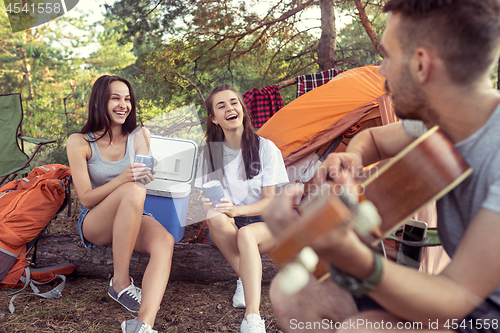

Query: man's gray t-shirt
<box><xmin>402</xmin><ymin>104</ymin><xmax>500</xmax><ymax>307</ymax></box>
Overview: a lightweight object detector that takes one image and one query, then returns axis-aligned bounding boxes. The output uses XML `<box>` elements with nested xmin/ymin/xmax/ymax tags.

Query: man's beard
<box><xmin>384</xmin><ymin>78</ymin><xmax>433</xmax><ymax>122</ymax></box>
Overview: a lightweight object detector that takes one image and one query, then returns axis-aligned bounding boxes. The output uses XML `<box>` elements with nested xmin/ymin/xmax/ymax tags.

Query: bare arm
<box><xmin>133</xmin><ymin>126</ymin><xmax>151</xmax><ymax>156</ymax></box>
<box><xmin>264</xmin><ymin>184</ymin><xmax>500</xmax><ymax>325</ymax></box>
<box><xmin>230</xmin><ymin>185</ymin><xmax>277</xmax><ymax>217</ymax></box>
<box><xmin>315</xmin><ymin>122</ymin><xmax>413</xmax><ymax>183</ymax></box>
<box><xmin>318</xmin><ymin>208</ymin><xmax>500</xmax><ymax>324</ymax></box>
<box><xmin>202</xmin><ymin>185</ymin><xmax>277</xmax><ymax>218</ymax></box>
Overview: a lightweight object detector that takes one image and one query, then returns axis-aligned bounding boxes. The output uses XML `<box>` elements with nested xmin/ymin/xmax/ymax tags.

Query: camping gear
<box><xmin>296</xmin><ymin>68</ymin><xmax>344</xmax><ymax>97</ymax></box>
<box><xmin>0</xmin><ymin>164</ymin><xmax>71</xmax><ymax>286</ymax></box>
<box><xmin>0</xmin><ymin>93</ymin><xmax>56</xmax><ymax>186</ymax></box>
<box><xmin>257</xmin><ymin>65</ymin><xmax>389</xmax><ymax>184</ymax></box>
<box><xmin>258</xmin><ymin>65</ymin><xmax>449</xmax><ymax>274</ymax></box>
<box><xmin>144</xmin><ymin>135</ymin><xmax>198</xmax><ymax>242</ymax></box>
<box><xmin>243</xmin><ymin>85</ymin><xmax>284</xmax><ymax>128</ymax></box>
<box><xmin>0</xmin><ymin>164</ymin><xmax>74</xmax><ymax>313</ymax></box>
<box><xmin>7</xmin><ymin>262</ymin><xmax>75</xmax><ymax>313</ymax></box>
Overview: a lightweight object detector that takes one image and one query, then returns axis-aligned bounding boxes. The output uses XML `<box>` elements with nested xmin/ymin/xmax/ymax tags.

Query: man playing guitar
<box><xmin>263</xmin><ymin>0</ymin><xmax>500</xmax><ymax>332</ymax></box>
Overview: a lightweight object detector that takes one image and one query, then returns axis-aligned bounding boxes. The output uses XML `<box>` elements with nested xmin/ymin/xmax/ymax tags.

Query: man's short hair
<box><xmin>383</xmin><ymin>0</ymin><xmax>500</xmax><ymax>84</ymax></box>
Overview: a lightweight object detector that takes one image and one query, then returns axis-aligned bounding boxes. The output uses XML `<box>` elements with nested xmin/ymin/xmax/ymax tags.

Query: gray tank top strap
<box><xmin>85</xmin><ymin>131</ymin><xmax>137</xmax><ymax>189</ymax></box>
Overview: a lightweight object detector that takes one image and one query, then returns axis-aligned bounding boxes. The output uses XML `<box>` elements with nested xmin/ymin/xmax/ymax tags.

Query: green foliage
<box><xmin>102</xmin><ymin>0</ymin><xmax>393</xmax><ymax>115</ymax></box>
<box><xmin>85</xmin><ymin>19</ymin><xmax>137</xmax><ymax>72</ymax></box>
<box><xmin>105</xmin><ymin>0</ymin><xmax>324</xmax><ymax>108</ymax></box>
<box><xmin>1</xmin><ymin>0</ymin><xmax>393</xmax><ymax>161</ymax></box>
<box><xmin>0</xmin><ymin>5</ymin><xmax>135</xmax><ymax>167</ymax></box>
<box><xmin>336</xmin><ymin>1</ymin><xmax>386</xmax><ymax>67</ymax></box>
<box><xmin>12</xmin><ymin>0</ymin><xmax>492</xmax><ymax>170</ymax></box>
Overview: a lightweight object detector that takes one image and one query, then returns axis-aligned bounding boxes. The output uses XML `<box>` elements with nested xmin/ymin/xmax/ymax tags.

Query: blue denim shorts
<box><xmin>77</xmin><ymin>205</ymin><xmax>154</xmax><ymax>249</ymax></box>
<box><xmin>208</xmin><ymin>215</ymin><xmax>263</xmax><ymax>245</ymax></box>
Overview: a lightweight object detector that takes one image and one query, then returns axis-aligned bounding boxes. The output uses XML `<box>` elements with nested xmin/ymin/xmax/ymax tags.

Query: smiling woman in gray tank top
<box><xmin>66</xmin><ymin>75</ymin><xmax>173</xmax><ymax>333</ymax></box>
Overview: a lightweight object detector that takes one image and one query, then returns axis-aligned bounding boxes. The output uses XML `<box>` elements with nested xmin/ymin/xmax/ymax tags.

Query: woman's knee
<box><xmin>148</xmin><ymin>228</ymin><xmax>175</xmax><ymax>255</ymax></box>
<box><xmin>236</xmin><ymin>225</ymin><xmax>256</xmax><ymax>247</ymax></box>
<box><xmin>115</xmin><ymin>182</ymin><xmax>147</xmax><ymax>208</ymax></box>
<box><xmin>206</xmin><ymin>213</ymin><xmax>233</xmax><ymax>230</ymax></box>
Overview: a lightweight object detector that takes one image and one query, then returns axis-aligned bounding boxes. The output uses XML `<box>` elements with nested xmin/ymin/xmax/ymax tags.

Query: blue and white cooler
<box><xmin>144</xmin><ymin>135</ymin><xmax>198</xmax><ymax>242</ymax></box>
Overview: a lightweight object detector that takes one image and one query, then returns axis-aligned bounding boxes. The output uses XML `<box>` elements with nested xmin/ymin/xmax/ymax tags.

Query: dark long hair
<box><xmin>202</xmin><ymin>84</ymin><xmax>261</xmax><ymax>182</ymax></box>
<box><xmin>80</xmin><ymin>75</ymin><xmax>137</xmax><ymax>142</ymax></box>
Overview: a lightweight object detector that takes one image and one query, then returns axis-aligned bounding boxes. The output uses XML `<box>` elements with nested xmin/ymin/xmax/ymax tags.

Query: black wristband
<box><xmin>329</xmin><ymin>252</ymin><xmax>383</xmax><ymax>297</ymax></box>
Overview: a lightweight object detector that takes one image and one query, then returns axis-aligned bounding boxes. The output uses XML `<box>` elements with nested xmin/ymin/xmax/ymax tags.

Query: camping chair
<box><xmin>0</xmin><ymin>93</ymin><xmax>56</xmax><ymax>186</ymax></box>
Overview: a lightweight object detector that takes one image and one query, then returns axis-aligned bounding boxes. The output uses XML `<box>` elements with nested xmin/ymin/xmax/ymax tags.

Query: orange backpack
<box><xmin>0</xmin><ymin>164</ymin><xmax>72</xmax><ymax>287</ymax></box>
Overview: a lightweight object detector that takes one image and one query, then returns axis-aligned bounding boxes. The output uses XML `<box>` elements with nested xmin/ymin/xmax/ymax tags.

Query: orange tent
<box><xmin>257</xmin><ymin>65</ymin><xmax>393</xmax><ymax>171</ymax></box>
<box><xmin>257</xmin><ymin>66</ymin><xmax>450</xmax><ymax>274</ymax></box>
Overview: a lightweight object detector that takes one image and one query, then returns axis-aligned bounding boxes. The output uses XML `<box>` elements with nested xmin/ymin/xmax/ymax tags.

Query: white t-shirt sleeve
<box><xmin>401</xmin><ymin>119</ymin><xmax>428</xmax><ymax>140</ymax></box>
<box><xmin>260</xmin><ymin>138</ymin><xmax>289</xmax><ymax>187</ymax></box>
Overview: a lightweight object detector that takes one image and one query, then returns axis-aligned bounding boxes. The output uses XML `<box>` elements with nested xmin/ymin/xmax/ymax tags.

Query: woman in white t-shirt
<box><xmin>195</xmin><ymin>84</ymin><xmax>288</xmax><ymax>333</ymax></box>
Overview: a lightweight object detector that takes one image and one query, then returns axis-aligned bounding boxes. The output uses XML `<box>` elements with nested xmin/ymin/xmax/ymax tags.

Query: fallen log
<box><xmin>34</xmin><ymin>233</ymin><xmax>280</xmax><ymax>284</ymax></box>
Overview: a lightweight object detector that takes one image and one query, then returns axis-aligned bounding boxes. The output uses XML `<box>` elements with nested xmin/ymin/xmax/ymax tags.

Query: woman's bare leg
<box><xmin>82</xmin><ymin>182</ymin><xmax>174</xmax><ymax>326</ymax></box>
<box><xmin>83</xmin><ymin>182</ymin><xmax>146</xmax><ymax>291</ymax></box>
<box><xmin>207</xmin><ymin>213</ymin><xmax>240</xmax><ymax>274</ymax></box>
<box><xmin>133</xmin><ymin>215</ymin><xmax>174</xmax><ymax>326</ymax></box>
<box><xmin>237</xmin><ymin>222</ymin><xmax>275</xmax><ymax>318</ymax></box>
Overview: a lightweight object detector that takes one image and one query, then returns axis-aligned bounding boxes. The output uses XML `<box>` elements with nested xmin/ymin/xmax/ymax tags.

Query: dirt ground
<box><xmin>0</xmin><ymin>190</ymin><xmax>284</xmax><ymax>333</ymax></box>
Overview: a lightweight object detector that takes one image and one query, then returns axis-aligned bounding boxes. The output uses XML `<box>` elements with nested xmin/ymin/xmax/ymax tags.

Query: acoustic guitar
<box><xmin>269</xmin><ymin>126</ymin><xmax>473</xmax><ymax>294</ymax></box>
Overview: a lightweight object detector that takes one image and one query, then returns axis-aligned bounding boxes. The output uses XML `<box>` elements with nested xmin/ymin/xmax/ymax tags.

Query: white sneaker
<box><xmin>233</xmin><ymin>277</ymin><xmax>246</xmax><ymax>308</ymax></box>
<box><xmin>121</xmin><ymin>317</ymin><xmax>158</xmax><ymax>333</ymax></box>
<box><xmin>240</xmin><ymin>314</ymin><xmax>265</xmax><ymax>333</ymax></box>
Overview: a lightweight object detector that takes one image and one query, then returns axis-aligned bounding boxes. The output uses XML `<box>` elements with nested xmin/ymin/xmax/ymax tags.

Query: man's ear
<box><xmin>411</xmin><ymin>47</ymin><xmax>433</xmax><ymax>84</ymax></box>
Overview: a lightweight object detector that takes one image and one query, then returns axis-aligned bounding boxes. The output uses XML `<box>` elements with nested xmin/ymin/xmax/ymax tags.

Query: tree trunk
<box><xmin>353</xmin><ymin>0</ymin><xmax>385</xmax><ymax>59</ymax></box>
<box><xmin>317</xmin><ymin>0</ymin><xmax>336</xmax><ymax>71</ymax></box>
<box><xmin>34</xmin><ymin>233</ymin><xmax>280</xmax><ymax>284</ymax></box>
<box><xmin>20</xmin><ymin>47</ymin><xmax>34</xmax><ymax>100</ymax></box>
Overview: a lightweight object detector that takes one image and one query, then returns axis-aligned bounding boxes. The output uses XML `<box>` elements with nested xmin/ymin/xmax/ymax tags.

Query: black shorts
<box><xmin>208</xmin><ymin>215</ymin><xmax>263</xmax><ymax>244</ymax></box>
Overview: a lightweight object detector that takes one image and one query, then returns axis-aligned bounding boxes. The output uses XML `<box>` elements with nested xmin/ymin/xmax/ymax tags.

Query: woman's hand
<box><xmin>199</xmin><ymin>190</ymin><xmax>220</xmax><ymax>216</ymax></box>
<box><xmin>137</xmin><ymin>167</ymin><xmax>155</xmax><ymax>185</ymax></box>
<box><xmin>215</xmin><ymin>198</ymin><xmax>239</xmax><ymax>218</ymax></box>
<box><xmin>199</xmin><ymin>190</ymin><xmax>213</xmax><ymax>210</ymax></box>
<box><xmin>200</xmin><ymin>191</ymin><xmax>238</xmax><ymax>218</ymax></box>
<box><xmin>118</xmin><ymin>163</ymin><xmax>153</xmax><ymax>185</ymax></box>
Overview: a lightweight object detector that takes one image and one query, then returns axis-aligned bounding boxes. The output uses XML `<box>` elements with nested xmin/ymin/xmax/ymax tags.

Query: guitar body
<box><xmin>363</xmin><ymin>126</ymin><xmax>472</xmax><ymax>239</ymax></box>
<box><xmin>270</xmin><ymin>126</ymin><xmax>472</xmax><ymax>276</ymax></box>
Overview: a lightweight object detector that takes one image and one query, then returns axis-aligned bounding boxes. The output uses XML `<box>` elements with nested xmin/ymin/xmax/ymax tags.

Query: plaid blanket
<box><xmin>243</xmin><ymin>85</ymin><xmax>284</xmax><ymax>128</ymax></box>
<box><xmin>296</xmin><ymin>68</ymin><xmax>344</xmax><ymax>97</ymax></box>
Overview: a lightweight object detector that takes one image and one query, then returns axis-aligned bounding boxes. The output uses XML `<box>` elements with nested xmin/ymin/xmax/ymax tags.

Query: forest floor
<box><xmin>0</xmin><ymin>189</ymin><xmax>284</xmax><ymax>333</ymax></box>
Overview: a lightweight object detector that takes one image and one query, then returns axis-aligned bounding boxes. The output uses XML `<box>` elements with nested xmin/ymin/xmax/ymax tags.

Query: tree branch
<box><xmin>277</xmin><ymin>77</ymin><xmax>298</xmax><ymax>89</ymax></box>
<box><xmin>145</xmin><ymin>0</ymin><xmax>164</xmax><ymax>17</ymax></box>
<box><xmin>189</xmin><ymin>0</ymin><xmax>314</xmax><ymax>40</ymax></box>
<box><xmin>175</xmin><ymin>71</ymin><xmax>205</xmax><ymax>105</ymax></box>
<box><xmin>353</xmin><ymin>0</ymin><xmax>385</xmax><ymax>58</ymax></box>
